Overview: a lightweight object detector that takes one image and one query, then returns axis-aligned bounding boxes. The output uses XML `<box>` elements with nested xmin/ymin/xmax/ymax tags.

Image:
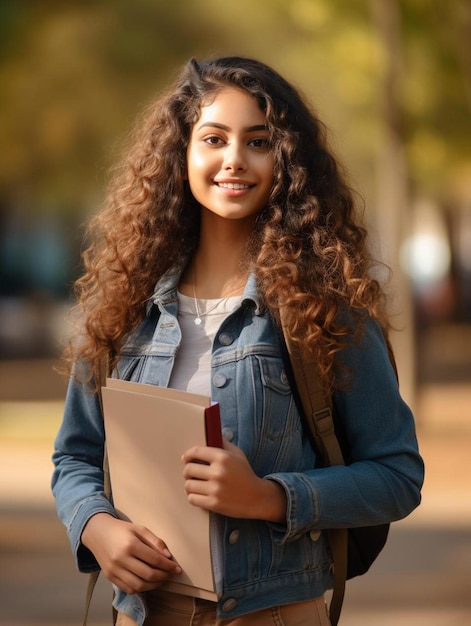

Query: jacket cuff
<box><xmin>68</xmin><ymin>494</ymin><xmax>117</xmax><ymax>572</ymax></box>
<box><xmin>264</xmin><ymin>473</ymin><xmax>320</xmax><ymax>543</ymax></box>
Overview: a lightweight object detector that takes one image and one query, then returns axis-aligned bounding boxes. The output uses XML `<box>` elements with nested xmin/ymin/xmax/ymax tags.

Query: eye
<box><xmin>248</xmin><ymin>137</ymin><xmax>270</xmax><ymax>150</ymax></box>
<box><xmin>203</xmin><ymin>135</ymin><xmax>224</xmax><ymax>146</ymax></box>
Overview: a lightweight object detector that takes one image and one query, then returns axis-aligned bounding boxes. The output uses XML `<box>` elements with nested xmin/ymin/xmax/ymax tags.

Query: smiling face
<box><xmin>186</xmin><ymin>87</ymin><xmax>274</xmax><ymax>224</ymax></box>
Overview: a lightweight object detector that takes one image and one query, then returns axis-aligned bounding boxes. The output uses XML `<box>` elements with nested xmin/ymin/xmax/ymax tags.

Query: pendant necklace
<box><xmin>192</xmin><ymin>265</ymin><xmax>228</xmax><ymax>326</ymax></box>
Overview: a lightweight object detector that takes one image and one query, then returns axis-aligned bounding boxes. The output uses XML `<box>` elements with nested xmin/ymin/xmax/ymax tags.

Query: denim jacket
<box><xmin>52</xmin><ymin>266</ymin><xmax>424</xmax><ymax>623</ymax></box>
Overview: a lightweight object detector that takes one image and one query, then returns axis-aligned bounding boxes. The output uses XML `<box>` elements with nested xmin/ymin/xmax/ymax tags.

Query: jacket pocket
<box><xmin>246</xmin><ymin>355</ymin><xmax>304</xmax><ymax>475</ymax></box>
<box><xmin>255</xmin><ymin>355</ymin><xmax>298</xmax><ymax>442</ymax></box>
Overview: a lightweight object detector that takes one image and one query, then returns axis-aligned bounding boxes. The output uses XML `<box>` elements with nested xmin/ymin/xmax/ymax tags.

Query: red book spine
<box><xmin>204</xmin><ymin>403</ymin><xmax>223</xmax><ymax>448</ymax></box>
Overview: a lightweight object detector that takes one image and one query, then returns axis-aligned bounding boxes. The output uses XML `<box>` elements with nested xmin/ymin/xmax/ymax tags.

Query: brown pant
<box><xmin>116</xmin><ymin>590</ymin><xmax>331</xmax><ymax>626</ymax></box>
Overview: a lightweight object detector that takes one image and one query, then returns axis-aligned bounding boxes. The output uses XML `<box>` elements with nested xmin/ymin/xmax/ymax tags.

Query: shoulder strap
<box><xmin>278</xmin><ymin>309</ymin><xmax>347</xmax><ymax>626</ymax></box>
<box><xmin>83</xmin><ymin>357</ymin><xmax>117</xmax><ymax>626</ymax></box>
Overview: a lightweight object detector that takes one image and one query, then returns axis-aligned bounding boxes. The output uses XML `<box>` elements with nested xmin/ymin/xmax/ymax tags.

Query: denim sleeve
<box><xmin>266</xmin><ymin>318</ymin><xmax>424</xmax><ymax>543</ymax></box>
<box><xmin>51</xmin><ymin>373</ymin><xmax>117</xmax><ymax>572</ymax></box>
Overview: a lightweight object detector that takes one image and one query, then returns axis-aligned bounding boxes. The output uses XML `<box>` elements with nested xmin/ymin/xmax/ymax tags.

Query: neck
<box><xmin>191</xmin><ymin>245</ymin><xmax>247</xmax><ymax>299</ymax></box>
<box><xmin>180</xmin><ymin>213</ymin><xmax>252</xmax><ymax>299</ymax></box>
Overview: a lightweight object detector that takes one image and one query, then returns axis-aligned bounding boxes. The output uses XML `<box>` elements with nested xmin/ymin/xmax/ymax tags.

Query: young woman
<box><xmin>52</xmin><ymin>56</ymin><xmax>424</xmax><ymax>626</ymax></box>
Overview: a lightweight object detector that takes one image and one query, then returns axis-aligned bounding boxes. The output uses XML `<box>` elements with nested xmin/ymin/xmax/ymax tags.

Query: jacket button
<box><xmin>310</xmin><ymin>529</ymin><xmax>321</xmax><ymax>541</ymax></box>
<box><xmin>222</xmin><ymin>427</ymin><xmax>234</xmax><ymax>442</ymax></box>
<box><xmin>222</xmin><ymin>598</ymin><xmax>237</xmax><ymax>612</ymax></box>
<box><xmin>213</xmin><ymin>374</ymin><xmax>227</xmax><ymax>388</ymax></box>
<box><xmin>218</xmin><ymin>332</ymin><xmax>233</xmax><ymax>346</ymax></box>
<box><xmin>228</xmin><ymin>530</ymin><xmax>240</xmax><ymax>544</ymax></box>
<box><xmin>280</xmin><ymin>370</ymin><xmax>288</xmax><ymax>385</ymax></box>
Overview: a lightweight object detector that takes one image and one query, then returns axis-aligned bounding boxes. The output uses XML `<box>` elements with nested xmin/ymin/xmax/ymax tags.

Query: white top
<box><xmin>168</xmin><ymin>292</ymin><xmax>243</xmax><ymax>397</ymax></box>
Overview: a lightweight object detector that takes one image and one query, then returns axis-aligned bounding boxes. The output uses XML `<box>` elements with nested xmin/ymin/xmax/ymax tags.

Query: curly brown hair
<box><xmin>65</xmin><ymin>56</ymin><xmax>389</xmax><ymax>392</ymax></box>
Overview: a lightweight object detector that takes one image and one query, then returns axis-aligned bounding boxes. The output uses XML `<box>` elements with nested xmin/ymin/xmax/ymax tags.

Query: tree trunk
<box><xmin>370</xmin><ymin>0</ymin><xmax>416</xmax><ymax>409</ymax></box>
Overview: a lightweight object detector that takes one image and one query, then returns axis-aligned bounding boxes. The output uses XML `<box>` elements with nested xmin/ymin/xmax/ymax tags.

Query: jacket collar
<box><xmin>146</xmin><ymin>264</ymin><xmax>263</xmax><ymax>316</ymax></box>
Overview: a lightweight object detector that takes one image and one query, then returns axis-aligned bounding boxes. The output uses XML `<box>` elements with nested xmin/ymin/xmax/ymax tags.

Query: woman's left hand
<box><xmin>181</xmin><ymin>440</ymin><xmax>287</xmax><ymax>522</ymax></box>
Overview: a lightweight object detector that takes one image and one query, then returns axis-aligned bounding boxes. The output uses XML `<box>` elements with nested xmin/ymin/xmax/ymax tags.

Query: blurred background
<box><xmin>0</xmin><ymin>0</ymin><xmax>470</xmax><ymax>624</ymax></box>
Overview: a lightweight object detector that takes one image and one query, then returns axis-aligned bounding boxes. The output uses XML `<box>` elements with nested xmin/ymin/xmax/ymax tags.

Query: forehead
<box><xmin>194</xmin><ymin>87</ymin><xmax>266</xmax><ymax>127</ymax></box>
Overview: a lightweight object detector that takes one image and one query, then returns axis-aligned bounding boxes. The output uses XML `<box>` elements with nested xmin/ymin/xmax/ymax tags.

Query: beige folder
<box><xmin>101</xmin><ymin>378</ymin><xmax>222</xmax><ymax>600</ymax></box>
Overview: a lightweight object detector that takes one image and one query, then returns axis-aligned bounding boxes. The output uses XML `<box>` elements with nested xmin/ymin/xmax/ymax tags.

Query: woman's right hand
<box><xmin>81</xmin><ymin>513</ymin><xmax>181</xmax><ymax>594</ymax></box>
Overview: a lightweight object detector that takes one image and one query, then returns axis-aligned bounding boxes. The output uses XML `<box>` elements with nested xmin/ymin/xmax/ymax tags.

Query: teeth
<box><xmin>218</xmin><ymin>182</ymin><xmax>250</xmax><ymax>190</ymax></box>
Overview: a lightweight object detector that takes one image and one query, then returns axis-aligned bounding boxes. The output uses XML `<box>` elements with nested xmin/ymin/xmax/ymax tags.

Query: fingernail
<box><xmin>163</xmin><ymin>548</ymin><xmax>171</xmax><ymax>558</ymax></box>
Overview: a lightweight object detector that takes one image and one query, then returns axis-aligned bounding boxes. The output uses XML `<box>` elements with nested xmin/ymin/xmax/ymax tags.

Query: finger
<box><xmin>222</xmin><ymin>438</ymin><xmax>238</xmax><ymax>452</ymax></box>
<box><xmin>184</xmin><ymin>476</ymin><xmax>213</xmax><ymax>495</ymax></box>
<box><xmin>182</xmin><ymin>445</ymin><xmax>221</xmax><ymax>464</ymax></box>
<box><xmin>134</xmin><ymin>525</ymin><xmax>173</xmax><ymax>558</ymax></box>
<box><xmin>182</xmin><ymin>460</ymin><xmax>212</xmax><ymax>481</ymax></box>
<box><xmin>119</xmin><ymin>528</ymin><xmax>180</xmax><ymax>573</ymax></box>
<box><xmin>222</xmin><ymin>440</ymin><xmax>246</xmax><ymax>461</ymax></box>
<box><xmin>130</xmin><ymin>553</ymin><xmax>181</xmax><ymax>581</ymax></box>
<box><xmin>186</xmin><ymin>492</ymin><xmax>218</xmax><ymax>512</ymax></box>
<box><xmin>101</xmin><ymin>559</ymin><xmax>164</xmax><ymax>595</ymax></box>
<box><xmin>109</xmin><ymin>550</ymin><xmax>181</xmax><ymax>594</ymax></box>
<box><xmin>113</xmin><ymin>565</ymin><xmax>172</xmax><ymax>595</ymax></box>
<box><xmin>110</xmin><ymin>573</ymin><xmax>138</xmax><ymax>595</ymax></box>
<box><xmin>133</xmin><ymin>540</ymin><xmax>182</xmax><ymax>574</ymax></box>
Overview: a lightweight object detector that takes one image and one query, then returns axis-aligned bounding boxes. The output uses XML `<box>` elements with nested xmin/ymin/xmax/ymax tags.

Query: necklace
<box><xmin>192</xmin><ymin>266</ymin><xmax>228</xmax><ymax>326</ymax></box>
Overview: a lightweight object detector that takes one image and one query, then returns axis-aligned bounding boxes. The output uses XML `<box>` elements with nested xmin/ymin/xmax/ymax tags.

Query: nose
<box><xmin>222</xmin><ymin>141</ymin><xmax>247</xmax><ymax>172</ymax></box>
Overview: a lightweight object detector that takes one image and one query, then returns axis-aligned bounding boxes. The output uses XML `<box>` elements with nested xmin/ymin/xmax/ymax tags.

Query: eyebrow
<box><xmin>196</xmin><ymin>122</ymin><xmax>269</xmax><ymax>132</ymax></box>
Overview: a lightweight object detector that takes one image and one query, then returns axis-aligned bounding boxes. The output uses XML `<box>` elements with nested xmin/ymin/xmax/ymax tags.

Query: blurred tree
<box><xmin>0</xmin><ymin>0</ymin><xmax>470</xmax><ymax>314</ymax></box>
<box><xmin>1</xmin><ymin>0</ymin><xmax>469</xmax><ymax>216</ymax></box>
<box><xmin>400</xmin><ymin>0</ymin><xmax>471</xmax><ymax>197</ymax></box>
<box><xmin>0</xmin><ymin>0</ymin><xmax>226</xmax><ymax>213</ymax></box>
<box><xmin>370</xmin><ymin>0</ymin><xmax>415</xmax><ymax>405</ymax></box>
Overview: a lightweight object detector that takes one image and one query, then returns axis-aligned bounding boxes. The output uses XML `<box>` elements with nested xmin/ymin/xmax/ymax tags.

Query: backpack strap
<box><xmin>83</xmin><ymin>356</ymin><xmax>117</xmax><ymax>626</ymax></box>
<box><xmin>278</xmin><ymin>309</ymin><xmax>348</xmax><ymax>626</ymax></box>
